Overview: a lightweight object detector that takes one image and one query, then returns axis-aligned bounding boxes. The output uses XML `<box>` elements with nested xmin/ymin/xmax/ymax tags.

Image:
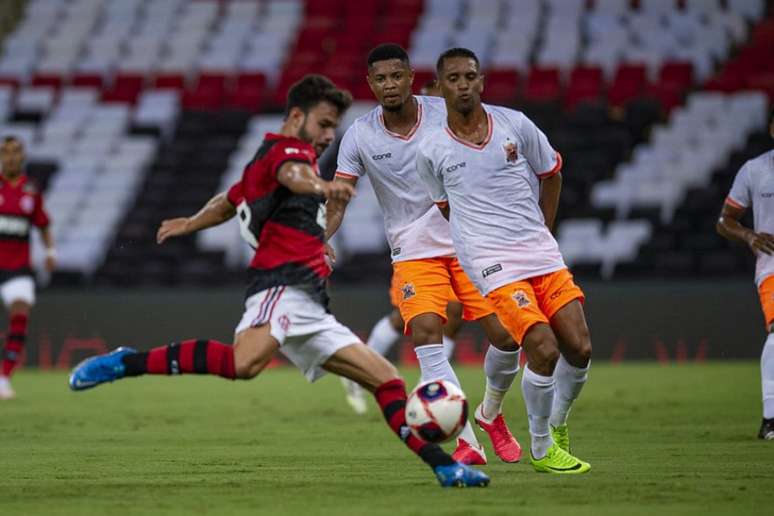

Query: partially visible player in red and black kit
<box><xmin>68</xmin><ymin>75</ymin><xmax>489</xmax><ymax>487</ymax></box>
<box><xmin>0</xmin><ymin>136</ymin><xmax>56</xmax><ymax>400</ymax></box>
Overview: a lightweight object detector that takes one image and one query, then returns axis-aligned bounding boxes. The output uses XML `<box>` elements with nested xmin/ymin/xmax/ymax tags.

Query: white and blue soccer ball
<box><xmin>406</xmin><ymin>380</ymin><xmax>468</xmax><ymax>443</ymax></box>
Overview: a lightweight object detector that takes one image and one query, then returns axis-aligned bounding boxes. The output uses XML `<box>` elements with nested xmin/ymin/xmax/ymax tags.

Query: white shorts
<box><xmin>234</xmin><ymin>285</ymin><xmax>361</xmax><ymax>382</ymax></box>
<box><xmin>0</xmin><ymin>276</ymin><xmax>35</xmax><ymax>308</ymax></box>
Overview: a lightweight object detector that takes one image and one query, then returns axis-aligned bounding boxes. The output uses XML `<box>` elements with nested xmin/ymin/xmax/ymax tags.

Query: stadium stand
<box><xmin>0</xmin><ymin>0</ymin><xmax>770</xmax><ymax>286</ymax></box>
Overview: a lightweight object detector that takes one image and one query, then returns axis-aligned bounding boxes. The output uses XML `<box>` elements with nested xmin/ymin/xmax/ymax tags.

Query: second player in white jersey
<box><xmin>416</xmin><ymin>103</ymin><xmax>565</xmax><ymax>295</ymax></box>
<box><xmin>726</xmin><ymin>149</ymin><xmax>774</xmax><ymax>286</ymax></box>
<box><xmin>336</xmin><ymin>94</ymin><xmax>455</xmax><ymax>262</ymax></box>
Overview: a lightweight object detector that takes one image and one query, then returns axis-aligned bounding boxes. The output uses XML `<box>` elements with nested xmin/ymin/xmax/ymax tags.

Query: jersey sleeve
<box><xmin>226</xmin><ymin>181</ymin><xmax>243</xmax><ymax>206</ymax></box>
<box><xmin>516</xmin><ymin>114</ymin><xmax>562</xmax><ymax>179</ymax></box>
<box><xmin>416</xmin><ymin>143</ymin><xmax>448</xmax><ymax>204</ymax></box>
<box><xmin>335</xmin><ymin>125</ymin><xmax>364</xmax><ymax>179</ymax></box>
<box><xmin>267</xmin><ymin>140</ymin><xmax>316</xmax><ymax>178</ymax></box>
<box><xmin>726</xmin><ymin>162</ymin><xmax>752</xmax><ymax>209</ymax></box>
<box><xmin>32</xmin><ymin>191</ymin><xmax>50</xmax><ymax>228</ymax></box>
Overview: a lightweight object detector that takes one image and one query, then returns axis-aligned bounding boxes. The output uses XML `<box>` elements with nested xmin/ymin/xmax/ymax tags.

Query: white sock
<box><xmin>549</xmin><ymin>354</ymin><xmax>589</xmax><ymax>427</ymax></box>
<box><xmin>366</xmin><ymin>316</ymin><xmax>401</xmax><ymax>357</ymax></box>
<box><xmin>522</xmin><ymin>366</ymin><xmax>555</xmax><ymax>459</ymax></box>
<box><xmin>481</xmin><ymin>346</ymin><xmax>520</xmax><ymax>421</ymax></box>
<box><xmin>763</xmin><ymin>334</ymin><xmax>774</xmax><ymax>419</ymax></box>
<box><xmin>415</xmin><ymin>343</ymin><xmax>480</xmax><ymax>447</ymax></box>
<box><xmin>442</xmin><ymin>335</ymin><xmax>456</xmax><ymax>361</ymax></box>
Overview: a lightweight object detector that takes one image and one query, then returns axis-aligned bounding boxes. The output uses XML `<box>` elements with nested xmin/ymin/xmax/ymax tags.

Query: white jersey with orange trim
<box><xmin>336</xmin><ymin>95</ymin><xmax>455</xmax><ymax>262</ymax></box>
<box><xmin>726</xmin><ymin>149</ymin><xmax>774</xmax><ymax>286</ymax></box>
<box><xmin>416</xmin><ymin>103</ymin><xmax>565</xmax><ymax>295</ymax></box>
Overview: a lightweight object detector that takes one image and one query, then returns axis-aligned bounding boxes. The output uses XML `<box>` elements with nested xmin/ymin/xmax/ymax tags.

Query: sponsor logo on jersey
<box><xmin>20</xmin><ymin>195</ymin><xmax>34</xmax><ymax>214</ymax></box>
<box><xmin>446</xmin><ymin>161</ymin><xmax>466</xmax><ymax>173</ymax></box>
<box><xmin>401</xmin><ymin>282</ymin><xmax>416</xmax><ymax>300</ymax></box>
<box><xmin>482</xmin><ymin>264</ymin><xmax>502</xmax><ymax>278</ymax></box>
<box><xmin>511</xmin><ymin>289</ymin><xmax>531</xmax><ymax>308</ymax></box>
<box><xmin>762</xmin><ymin>193</ymin><xmax>774</xmax><ymax>198</ymax></box>
<box><xmin>503</xmin><ymin>139</ymin><xmax>518</xmax><ymax>162</ymax></box>
<box><xmin>284</xmin><ymin>147</ymin><xmax>301</xmax><ymax>155</ymax></box>
<box><xmin>0</xmin><ymin>215</ymin><xmax>30</xmax><ymax>236</ymax></box>
<box><xmin>278</xmin><ymin>314</ymin><xmax>291</xmax><ymax>332</ymax></box>
<box><xmin>372</xmin><ymin>152</ymin><xmax>392</xmax><ymax>161</ymax></box>
<box><xmin>549</xmin><ymin>288</ymin><xmax>569</xmax><ymax>300</ymax></box>
<box><xmin>391</xmin><ymin>247</ymin><xmax>401</xmax><ymax>256</ymax></box>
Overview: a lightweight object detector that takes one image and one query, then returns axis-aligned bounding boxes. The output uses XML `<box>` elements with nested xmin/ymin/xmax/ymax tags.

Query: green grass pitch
<box><xmin>1</xmin><ymin>363</ymin><xmax>772</xmax><ymax>516</ymax></box>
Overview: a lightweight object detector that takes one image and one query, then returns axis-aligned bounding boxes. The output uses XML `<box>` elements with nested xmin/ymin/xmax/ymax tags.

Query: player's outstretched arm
<box><xmin>539</xmin><ymin>172</ymin><xmax>562</xmax><ymax>232</ymax></box>
<box><xmin>717</xmin><ymin>203</ymin><xmax>774</xmax><ymax>255</ymax></box>
<box><xmin>325</xmin><ymin>175</ymin><xmax>358</xmax><ymax>240</ymax></box>
<box><xmin>157</xmin><ymin>191</ymin><xmax>236</xmax><ymax>244</ymax></box>
<box><xmin>276</xmin><ymin>161</ymin><xmax>355</xmax><ymax>202</ymax></box>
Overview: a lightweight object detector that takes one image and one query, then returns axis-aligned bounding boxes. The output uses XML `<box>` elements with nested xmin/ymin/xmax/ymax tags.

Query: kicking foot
<box><xmin>340</xmin><ymin>377</ymin><xmax>367</xmax><ymax>415</ymax></box>
<box><xmin>69</xmin><ymin>347</ymin><xmax>137</xmax><ymax>391</ymax></box>
<box><xmin>530</xmin><ymin>442</ymin><xmax>590</xmax><ymax>474</ymax></box>
<box><xmin>759</xmin><ymin>418</ymin><xmax>774</xmax><ymax>440</ymax></box>
<box><xmin>434</xmin><ymin>462</ymin><xmax>490</xmax><ymax>487</ymax></box>
<box><xmin>0</xmin><ymin>375</ymin><xmax>15</xmax><ymax>400</ymax></box>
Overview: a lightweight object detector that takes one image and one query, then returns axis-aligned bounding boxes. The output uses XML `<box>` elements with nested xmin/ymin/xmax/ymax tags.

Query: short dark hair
<box><xmin>2</xmin><ymin>135</ymin><xmax>20</xmax><ymax>144</ymax></box>
<box><xmin>285</xmin><ymin>74</ymin><xmax>353</xmax><ymax>117</ymax></box>
<box><xmin>367</xmin><ymin>43</ymin><xmax>410</xmax><ymax>69</ymax></box>
<box><xmin>436</xmin><ymin>47</ymin><xmax>480</xmax><ymax>74</ymax></box>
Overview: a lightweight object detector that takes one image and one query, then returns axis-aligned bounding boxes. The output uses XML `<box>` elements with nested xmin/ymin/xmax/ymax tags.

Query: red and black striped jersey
<box><xmin>0</xmin><ymin>175</ymin><xmax>49</xmax><ymax>276</ymax></box>
<box><xmin>227</xmin><ymin>133</ymin><xmax>330</xmax><ymax>299</ymax></box>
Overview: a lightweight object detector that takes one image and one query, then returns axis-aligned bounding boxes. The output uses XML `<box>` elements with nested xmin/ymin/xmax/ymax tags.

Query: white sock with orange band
<box><xmin>549</xmin><ymin>354</ymin><xmax>589</xmax><ymax>428</ymax></box>
<box><xmin>763</xmin><ymin>334</ymin><xmax>774</xmax><ymax>419</ymax></box>
<box><xmin>415</xmin><ymin>343</ymin><xmax>481</xmax><ymax>447</ymax></box>
<box><xmin>366</xmin><ymin>316</ymin><xmax>401</xmax><ymax>357</ymax></box>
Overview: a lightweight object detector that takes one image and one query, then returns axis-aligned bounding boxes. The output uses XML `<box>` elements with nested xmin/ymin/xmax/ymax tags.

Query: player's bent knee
<box><xmin>524</xmin><ymin>326</ymin><xmax>560</xmax><ymax>373</ymax></box>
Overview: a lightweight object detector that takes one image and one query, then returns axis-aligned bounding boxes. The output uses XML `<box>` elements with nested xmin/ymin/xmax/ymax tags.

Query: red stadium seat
<box><xmin>71</xmin><ymin>73</ymin><xmax>103</xmax><ymax>88</ymax></box>
<box><xmin>102</xmin><ymin>73</ymin><xmax>145</xmax><ymax>103</ymax></box>
<box><xmin>659</xmin><ymin>62</ymin><xmax>693</xmax><ymax>90</ymax></box>
<box><xmin>412</xmin><ymin>69</ymin><xmax>436</xmax><ymax>94</ymax></box>
<box><xmin>153</xmin><ymin>74</ymin><xmax>186</xmax><ymax>90</ymax></box>
<box><xmin>0</xmin><ymin>76</ymin><xmax>20</xmax><ymax>87</ymax></box>
<box><xmin>31</xmin><ymin>74</ymin><xmax>64</xmax><ymax>89</ymax></box>
<box><xmin>523</xmin><ymin>67</ymin><xmax>562</xmax><ymax>102</ymax></box>
<box><xmin>183</xmin><ymin>83</ymin><xmax>224</xmax><ymax>110</ymax></box>
<box><xmin>608</xmin><ymin>64</ymin><xmax>648</xmax><ymax>107</ymax></box>
<box><xmin>483</xmin><ymin>69</ymin><xmax>520</xmax><ymax>105</ymax></box>
<box><xmin>565</xmin><ymin>66</ymin><xmax>603</xmax><ymax>109</ymax></box>
<box><xmin>228</xmin><ymin>83</ymin><xmax>264</xmax><ymax>112</ymax></box>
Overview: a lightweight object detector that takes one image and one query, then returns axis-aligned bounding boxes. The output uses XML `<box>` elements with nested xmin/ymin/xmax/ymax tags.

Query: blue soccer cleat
<box><xmin>433</xmin><ymin>462</ymin><xmax>490</xmax><ymax>487</ymax></box>
<box><xmin>68</xmin><ymin>347</ymin><xmax>137</xmax><ymax>391</ymax></box>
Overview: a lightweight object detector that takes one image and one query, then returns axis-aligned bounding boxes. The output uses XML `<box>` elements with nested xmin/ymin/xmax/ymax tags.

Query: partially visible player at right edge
<box><xmin>68</xmin><ymin>75</ymin><xmax>488</xmax><ymax>487</ymax></box>
<box><xmin>417</xmin><ymin>48</ymin><xmax>592</xmax><ymax>473</ymax></box>
<box><xmin>717</xmin><ymin>108</ymin><xmax>774</xmax><ymax>440</ymax></box>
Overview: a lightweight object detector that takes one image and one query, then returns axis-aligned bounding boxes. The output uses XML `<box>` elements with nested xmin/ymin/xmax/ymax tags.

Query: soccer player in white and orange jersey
<box><xmin>0</xmin><ymin>136</ymin><xmax>56</xmax><ymax>400</ymax></box>
<box><xmin>717</xmin><ymin>108</ymin><xmax>774</xmax><ymax>440</ymax></box>
<box><xmin>416</xmin><ymin>48</ymin><xmax>592</xmax><ymax>474</ymax></box>
<box><xmin>326</xmin><ymin>44</ymin><xmax>523</xmax><ymax>465</ymax></box>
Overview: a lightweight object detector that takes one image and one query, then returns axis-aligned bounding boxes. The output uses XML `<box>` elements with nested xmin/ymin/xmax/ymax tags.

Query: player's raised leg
<box><xmin>69</xmin><ymin>323</ymin><xmax>280</xmax><ymax>390</ymax></box>
<box><xmin>322</xmin><ymin>342</ymin><xmax>489</xmax><ymax>487</ymax></box>
<box><xmin>548</xmin><ymin>298</ymin><xmax>592</xmax><ymax>452</ymax></box>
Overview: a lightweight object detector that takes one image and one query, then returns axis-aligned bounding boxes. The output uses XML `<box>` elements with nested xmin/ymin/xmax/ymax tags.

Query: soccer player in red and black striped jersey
<box><xmin>0</xmin><ymin>136</ymin><xmax>56</xmax><ymax>399</ymax></box>
<box><xmin>68</xmin><ymin>75</ymin><xmax>489</xmax><ymax>487</ymax></box>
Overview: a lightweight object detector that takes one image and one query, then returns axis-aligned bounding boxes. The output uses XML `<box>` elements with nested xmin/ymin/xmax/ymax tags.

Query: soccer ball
<box><xmin>405</xmin><ymin>380</ymin><xmax>468</xmax><ymax>443</ymax></box>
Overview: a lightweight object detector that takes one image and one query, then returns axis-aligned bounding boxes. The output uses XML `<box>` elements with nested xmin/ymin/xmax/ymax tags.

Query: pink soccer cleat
<box><xmin>474</xmin><ymin>404</ymin><xmax>522</xmax><ymax>463</ymax></box>
<box><xmin>452</xmin><ymin>437</ymin><xmax>487</xmax><ymax>465</ymax></box>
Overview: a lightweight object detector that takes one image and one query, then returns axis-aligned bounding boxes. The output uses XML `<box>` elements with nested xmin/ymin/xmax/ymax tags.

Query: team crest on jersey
<box><xmin>511</xmin><ymin>289</ymin><xmax>531</xmax><ymax>308</ymax></box>
<box><xmin>20</xmin><ymin>195</ymin><xmax>34</xmax><ymax>214</ymax></box>
<box><xmin>503</xmin><ymin>139</ymin><xmax>518</xmax><ymax>162</ymax></box>
<box><xmin>401</xmin><ymin>283</ymin><xmax>416</xmax><ymax>300</ymax></box>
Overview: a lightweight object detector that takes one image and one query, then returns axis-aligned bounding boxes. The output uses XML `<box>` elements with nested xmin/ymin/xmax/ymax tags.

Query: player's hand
<box><xmin>746</xmin><ymin>231</ymin><xmax>774</xmax><ymax>255</ymax></box>
<box><xmin>322</xmin><ymin>181</ymin><xmax>355</xmax><ymax>202</ymax></box>
<box><xmin>324</xmin><ymin>243</ymin><xmax>336</xmax><ymax>268</ymax></box>
<box><xmin>157</xmin><ymin>218</ymin><xmax>191</xmax><ymax>244</ymax></box>
<box><xmin>44</xmin><ymin>254</ymin><xmax>56</xmax><ymax>272</ymax></box>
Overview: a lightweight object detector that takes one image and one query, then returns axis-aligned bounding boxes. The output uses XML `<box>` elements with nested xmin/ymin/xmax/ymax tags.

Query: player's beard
<box><xmin>298</xmin><ymin>117</ymin><xmax>326</xmax><ymax>157</ymax></box>
<box><xmin>381</xmin><ymin>100</ymin><xmax>404</xmax><ymax>113</ymax></box>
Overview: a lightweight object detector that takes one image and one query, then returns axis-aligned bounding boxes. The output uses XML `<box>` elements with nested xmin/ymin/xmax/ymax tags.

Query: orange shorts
<box><xmin>486</xmin><ymin>268</ymin><xmax>584</xmax><ymax>343</ymax></box>
<box><xmin>391</xmin><ymin>257</ymin><xmax>492</xmax><ymax>334</ymax></box>
<box><xmin>758</xmin><ymin>276</ymin><xmax>774</xmax><ymax>328</ymax></box>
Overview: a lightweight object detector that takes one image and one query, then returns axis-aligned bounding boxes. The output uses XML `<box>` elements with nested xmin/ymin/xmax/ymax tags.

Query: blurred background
<box><xmin>0</xmin><ymin>0</ymin><xmax>771</xmax><ymax>365</ymax></box>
